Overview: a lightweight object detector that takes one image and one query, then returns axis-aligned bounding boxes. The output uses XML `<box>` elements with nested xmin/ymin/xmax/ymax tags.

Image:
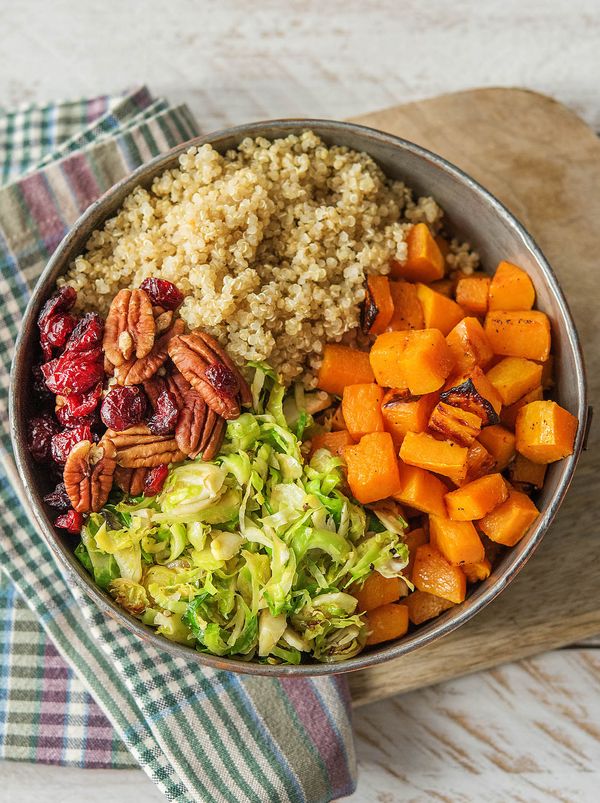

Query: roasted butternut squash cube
<box><xmin>387</xmin><ymin>281</ymin><xmax>425</xmax><ymax>331</ymax></box>
<box><xmin>309</xmin><ymin>430</ymin><xmax>355</xmax><ymax>460</ymax></box>
<box><xmin>365</xmin><ymin>603</ymin><xmax>409</xmax><ymax>645</ymax></box>
<box><xmin>455</xmin><ymin>275</ymin><xmax>491</xmax><ymax>316</ymax></box>
<box><xmin>461</xmin><ymin>442</ymin><xmax>496</xmax><ymax>484</ymax></box>
<box><xmin>478</xmin><ymin>488</ymin><xmax>539</xmax><ymax>546</ymax></box>
<box><xmin>509</xmin><ymin>453</ymin><xmax>547</xmax><ymax>491</ymax></box>
<box><xmin>381</xmin><ymin>389</ymin><xmax>437</xmax><ymax>448</ymax></box>
<box><xmin>393</xmin><ymin>462</ymin><xmax>448</xmax><ymax>517</ymax></box>
<box><xmin>446</xmin><ymin>316</ymin><xmax>494</xmax><ymax>374</ymax></box>
<box><xmin>444</xmin><ymin>473</ymin><xmax>508</xmax><ymax>521</ymax></box>
<box><xmin>462</xmin><ymin>558</ymin><xmax>492</xmax><ymax>583</ymax></box>
<box><xmin>477</xmin><ymin>425</ymin><xmax>516</xmax><ymax>471</ymax></box>
<box><xmin>500</xmin><ymin>385</ymin><xmax>543</xmax><ymax>430</ymax></box>
<box><xmin>401</xmin><ymin>527</ymin><xmax>429</xmax><ymax>581</ymax></box>
<box><xmin>412</xmin><ymin>544</ymin><xmax>467</xmax><ymax>603</ymax></box>
<box><xmin>488</xmin><ymin>261</ymin><xmax>535</xmax><ymax>311</ymax></box>
<box><xmin>407</xmin><ymin>590</ymin><xmax>455</xmax><ymax>625</ymax></box>
<box><xmin>400</xmin><ymin>431</ymin><xmax>469</xmax><ymax>481</ymax></box>
<box><xmin>484</xmin><ymin>310</ymin><xmax>551</xmax><ymax>362</ymax></box>
<box><xmin>361</xmin><ymin>275</ymin><xmax>394</xmax><ymax>335</ymax></box>
<box><xmin>486</xmin><ymin>357</ymin><xmax>542</xmax><ymax>406</ymax></box>
<box><xmin>342</xmin><ymin>383</ymin><xmax>385</xmax><ymax>440</ymax></box>
<box><xmin>428</xmin><ymin>401</ymin><xmax>482</xmax><ymax>447</ymax></box>
<box><xmin>416</xmin><ymin>283</ymin><xmax>465</xmax><ymax>336</ymax></box>
<box><xmin>541</xmin><ymin>355</ymin><xmax>554</xmax><ymax>389</ymax></box>
<box><xmin>343</xmin><ymin>432</ymin><xmax>401</xmax><ymax>504</ymax></box>
<box><xmin>390</xmin><ymin>223</ymin><xmax>445</xmax><ymax>282</ymax></box>
<box><xmin>370</xmin><ymin>329</ymin><xmax>454</xmax><ymax>395</ymax></box>
<box><xmin>515</xmin><ymin>400</ymin><xmax>578</xmax><ymax>464</ymax></box>
<box><xmin>441</xmin><ymin>367</ymin><xmax>502</xmax><ymax>425</ymax></box>
<box><xmin>429</xmin><ymin>514</ymin><xmax>485</xmax><ymax>564</ymax></box>
<box><xmin>351</xmin><ymin>572</ymin><xmax>404</xmax><ymax>612</ymax></box>
<box><xmin>317</xmin><ymin>344</ymin><xmax>374</xmax><ymax>397</ymax></box>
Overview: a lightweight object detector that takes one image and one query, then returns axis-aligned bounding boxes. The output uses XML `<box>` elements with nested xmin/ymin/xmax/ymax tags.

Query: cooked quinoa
<box><xmin>60</xmin><ymin>131</ymin><xmax>478</xmax><ymax>385</ymax></box>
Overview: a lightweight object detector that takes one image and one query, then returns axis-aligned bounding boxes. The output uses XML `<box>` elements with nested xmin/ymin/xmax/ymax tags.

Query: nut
<box><xmin>63</xmin><ymin>439</ymin><xmax>117</xmax><ymax>513</ymax></box>
<box><xmin>113</xmin><ymin>465</ymin><xmax>147</xmax><ymax>496</ymax></box>
<box><xmin>188</xmin><ymin>330</ymin><xmax>252</xmax><ymax>406</ymax></box>
<box><xmin>115</xmin><ymin>319</ymin><xmax>184</xmax><ymax>385</ymax></box>
<box><xmin>104</xmin><ymin>288</ymin><xmax>155</xmax><ymax>368</ymax></box>
<box><xmin>175</xmin><ymin>388</ymin><xmax>208</xmax><ymax>458</ymax></box>
<box><xmin>201</xmin><ymin>414</ymin><xmax>226</xmax><ymax>461</ymax></box>
<box><xmin>104</xmin><ymin>424</ymin><xmax>186</xmax><ymax>468</ymax></box>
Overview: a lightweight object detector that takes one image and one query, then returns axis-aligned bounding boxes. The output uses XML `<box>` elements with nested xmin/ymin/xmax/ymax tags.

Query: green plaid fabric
<box><xmin>0</xmin><ymin>87</ymin><xmax>357</xmax><ymax>802</ymax></box>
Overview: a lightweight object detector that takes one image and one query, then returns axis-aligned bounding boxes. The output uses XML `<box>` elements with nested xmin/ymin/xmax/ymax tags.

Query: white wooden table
<box><xmin>1</xmin><ymin>1</ymin><xmax>599</xmax><ymax>800</ymax></box>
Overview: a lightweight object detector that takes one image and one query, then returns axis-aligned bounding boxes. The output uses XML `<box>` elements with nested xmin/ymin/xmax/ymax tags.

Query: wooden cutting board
<box><xmin>348</xmin><ymin>88</ymin><xmax>600</xmax><ymax>707</ymax></box>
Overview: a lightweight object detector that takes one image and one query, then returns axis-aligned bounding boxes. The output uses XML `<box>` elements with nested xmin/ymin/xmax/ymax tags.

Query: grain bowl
<box><xmin>10</xmin><ymin>120</ymin><xmax>587</xmax><ymax>676</ymax></box>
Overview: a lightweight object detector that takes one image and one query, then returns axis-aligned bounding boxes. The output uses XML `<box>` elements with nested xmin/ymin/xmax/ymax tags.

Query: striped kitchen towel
<box><xmin>0</xmin><ymin>87</ymin><xmax>357</xmax><ymax>802</ymax></box>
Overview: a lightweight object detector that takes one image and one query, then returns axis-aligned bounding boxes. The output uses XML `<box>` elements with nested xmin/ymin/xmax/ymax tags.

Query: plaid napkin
<box><xmin>0</xmin><ymin>87</ymin><xmax>357</xmax><ymax>802</ymax></box>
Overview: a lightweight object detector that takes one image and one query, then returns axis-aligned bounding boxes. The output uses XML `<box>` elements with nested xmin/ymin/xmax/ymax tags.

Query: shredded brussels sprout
<box><xmin>76</xmin><ymin>363</ymin><xmax>409</xmax><ymax>663</ymax></box>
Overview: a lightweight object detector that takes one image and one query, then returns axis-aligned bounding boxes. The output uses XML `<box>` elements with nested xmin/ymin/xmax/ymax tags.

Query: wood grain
<box><xmin>349</xmin><ymin>88</ymin><xmax>600</xmax><ymax>707</ymax></box>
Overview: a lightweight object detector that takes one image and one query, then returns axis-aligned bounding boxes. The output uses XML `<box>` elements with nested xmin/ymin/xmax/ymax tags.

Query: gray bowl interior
<box><xmin>9</xmin><ymin>119</ymin><xmax>587</xmax><ymax>676</ymax></box>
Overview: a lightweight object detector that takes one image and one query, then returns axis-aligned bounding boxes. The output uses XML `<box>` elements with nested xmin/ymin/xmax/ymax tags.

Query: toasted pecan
<box><xmin>63</xmin><ymin>439</ymin><xmax>116</xmax><ymax>513</ymax></box>
<box><xmin>104</xmin><ymin>289</ymin><xmax>155</xmax><ymax>368</ymax></box>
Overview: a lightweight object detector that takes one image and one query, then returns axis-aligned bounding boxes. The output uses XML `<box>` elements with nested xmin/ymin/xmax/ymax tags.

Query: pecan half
<box><xmin>63</xmin><ymin>439</ymin><xmax>117</xmax><ymax>513</ymax></box>
<box><xmin>188</xmin><ymin>330</ymin><xmax>252</xmax><ymax>406</ymax></box>
<box><xmin>113</xmin><ymin>465</ymin><xmax>147</xmax><ymax>496</ymax></box>
<box><xmin>115</xmin><ymin>319</ymin><xmax>184</xmax><ymax>385</ymax></box>
<box><xmin>105</xmin><ymin>424</ymin><xmax>186</xmax><ymax>468</ymax></box>
<box><xmin>168</xmin><ymin>332</ymin><xmax>241</xmax><ymax>419</ymax></box>
<box><xmin>104</xmin><ymin>288</ymin><xmax>155</xmax><ymax>368</ymax></box>
<box><xmin>202</xmin><ymin>415</ymin><xmax>226</xmax><ymax>461</ymax></box>
<box><xmin>153</xmin><ymin>306</ymin><xmax>174</xmax><ymax>334</ymax></box>
<box><xmin>175</xmin><ymin>388</ymin><xmax>208</xmax><ymax>458</ymax></box>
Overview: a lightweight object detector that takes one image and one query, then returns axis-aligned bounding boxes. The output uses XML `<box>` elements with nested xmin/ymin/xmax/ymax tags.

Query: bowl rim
<box><xmin>9</xmin><ymin>117</ymin><xmax>588</xmax><ymax>677</ymax></box>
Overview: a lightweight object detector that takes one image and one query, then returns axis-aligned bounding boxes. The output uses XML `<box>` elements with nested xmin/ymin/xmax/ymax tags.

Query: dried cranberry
<box><xmin>43</xmin><ymin>482</ymin><xmax>71</xmax><ymax>511</ymax></box>
<box><xmin>144</xmin><ymin>464</ymin><xmax>169</xmax><ymax>496</ymax></box>
<box><xmin>32</xmin><ymin>363</ymin><xmax>54</xmax><ymax>402</ymax></box>
<box><xmin>139</xmin><ymin>278</ymin><xmax>184</xmax><ymax>310</ymax></box>
<box><xmin>54</xmin><ymin>509</ymin><xmax>84</xmax><ymax>534</ymax></box>
<box><xmin>44</xmin><ymin>313</ymin><xmax>77</xmax><ymax>350</ymax></box>
<box><xmin>56</xmin><ymin>383</ymin><xmax>103</xmax><ymax>427</ymax></box>
<box><xmin>41</xmin><ymin>347</ymin><xmax>103</xmax><ymax>395</ymax></box>
<box><xmin>147</xmin><ymin>389</ymin><xmax>179</xmax><ymax>435</ymax></box>
<box><xmin>64</xmin><ymin>312</ymin><xmax>104</xmax><ymax>354</ymax></box>
<box><xmin>38</xmin><ymin>287</ymin><xmax>77</xmax><ymax>360</ymax></box>
<box><xmin>27</xmin><ymin>413</ymin><xmax>59</xmax><ymax>463</ymax></box>
<box><xmin>205</xmin><ymin>362</ymin><xmax>238</xmax><ymax>398</ymax></box>
<box><xmin>100</xmin><ymin>385</ymin><xmax>147</xmax><ymax>431</ymax></box>
<box><xmin>38</xmin><ymin>286</ymin><xmax>77</xmax><ymax>331</ymax></box>
<box><xmin>50</xmin><ymin>424</ymin><xmax>92</xmax><ymax>464</ymax></box>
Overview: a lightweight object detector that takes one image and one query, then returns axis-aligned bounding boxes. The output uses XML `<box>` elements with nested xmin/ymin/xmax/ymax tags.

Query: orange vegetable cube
<box><xmin>444</xmin><ymin>473</ymin><xmax>509</xmax><ymax>521</ymax></box>
<box><xmin>416</xmin><ymin>283</ymin><xmax>465</xmax><ymax>336</ymax></box>
<box><xmin>344</xmin><ymin>432</ymin><xmax>401</xmax><ymax>504</ymax></box>
<box><xmin>455</xmin><ymin>275</ymin><xmax>491</xmax><ymax>316</ymax></box>
<box><xmin>309</xmin><ymin>430</ymin><xmax>355</xmax><ymax>460</ymax></box>
<box><xmin>427</xmin><ymin>278</ymin><xmax>455</xmax><ymax>297</ymax></box>
<box><xmin>500</xmin><ymin>385</ymin><xmax>543</xmax><ymax>429</ymax></box>
<box><xmin>317</xmin><ymin>345</ymin><xmax>374</xmax><ymax>397</ymax></box>
<box><xmin>478</xmin><ymin>488</ymin><xmax>539</xmax><ymax>546</ymax></box>
<box><xmin>393</xmin><ymin>462</ymin><xmax>449</xmax><ymax>517</ymax></box>
<box><xmin>401</xmin><ymin>527</ymin><xmax>429</xmax><ymax>581</ymax></box>
<box><xmin>370</xmin><ymin>330</ymin><xmax>454</xmax><ymax>395</ymax></box>
<box><xmin>429</xmin><ymin>514</ymin><xmax>485</xmax><ymax>565</ymax></box>
<box><xmin>488</xmin><ymin>261</ymin><xmax>535</xmax><ymax>311</ymax></box>
<box><xmin>387</xmin><ymin>281</ymin><xmax>425</xmax><ymax>331</ymax></box>
<box><xmin>460</xmin><ymin>442</ymin><xmax>496</xmax><ymax>484</ymax></box>
<box><xmin>407</xmin><ymin>590</ymin><xmax>455</xmax><ymax>625</ymax></box>
<box><xmin>515</xmin><ymin>400</ymin><xmax>578</xmax><ymax>464</ymax></box>
<box><xmin>381</xmin><ymin>389</ymin><xmax>437</xmax><ymax>448</ymax></box>
<box><xmin>365</xmin><ymin>603</ymin><xmax>409</xmax><ymax>645</ymax></box>
<box><xmin>362</xmin><ymin>275</ymin><xmax>394</xmax><ymax>335</ymax></box>
<box><xmin>509</xmin><ymin>453</ymin><xmax>547</xmax><ymax>490</ymax></box>
<box><xmin>412</xmin><ymin>544</ymin><xmax>467</xmax><ymax>603</ymax></box>
<box><xmin>484</xmin><ymin>310</ymin><xmax>551</xmax><ymax>362</ymax></box>
<box><xmin>477</xmin><ymin>425</ymin><xmax>516</xmax><ymax>471</ymax></box>
<box><xmin>342</xmin><ymin>383</ymin><xmax>385</xmax><ymax>440</ymax></box>
<box><xmin>442</xmin><ymin>367</ymin><xmax>502</xmax><ymax>424</ymax></box>
<box><xmin>390</xmin><ymin>223</ymin><xmax>445</xmax><ymax>282</ymax></box>
<box><xmin>428</xmin><ymin>401</ymin><xmax>482</xmax><ymax>447</ymax></box>
<box><xmin>486</xmin><ymin>357</ymin><xmax>542</xmax><ymax>406</ymax></box>
<box><xmin>351</xmin><ymin>572</ymin><xmax>403</xmax><ymax>612</ymax></box>
<box><xmin>400</xmin><ymin>431</ymin><xmax>468</xmax><ymax>481</ymax></box>
<box><xmin>462</xmin><ymin>558</ymin><xmax>492</xmax><ymax>583</ymax></box>
<box><xmin>446</xmin><ymin>317</ymin><xmax>494</xmax><ymax>374</ymax></box>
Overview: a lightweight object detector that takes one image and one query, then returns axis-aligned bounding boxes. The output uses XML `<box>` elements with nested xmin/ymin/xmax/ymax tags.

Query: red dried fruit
<box><xmin>44</xmin><ymin>314</ymin><xmax>77</xmax><ymax>350</ymax></box>
<box><xmin>56</xmin><ymin>383</ymin><xmax>103</xmax><ymax>427</ymax></box>
<box><xmin>64</xmin><ymin>312</ymin><xmax>105</xmax><ymax>354</ymax></box>
<box><xmin>43</xmin><ymin>482</ymin><xmax>71</xmax><ymax>511</ymax></box>
<box><xmin>27</xmin><ymin>413</ymin><xmax>59</xmax><ymax>463</ymax></box>
<box><xmin>38</xmin><ymin>286</ymin><xmax>77</xmax><ymax>331</ymax></box>
<box><xmin>204</xmin><ymin>361</ymin><xmax>239</xmax><ymax>399</ymax></box>
<box><xmin>139</xmin><ymin>278</ymin><xmax>184</xmax><ymax>311</ymax></box>
<box><xmin>147</xmin><ymin>389</ymin><xmax>179</xmax><ymax>435</ymax></box>
<box><xmin>50</xmin><ymin>424</ymin><xmax>93</xmax><ymax>464</ymax></box>
<box><xmin>100</xmin><ymin>385</ymin><xmax>148</xmax><ymax>431</ymax></box>
<box><xmin>144</xmin><ymin>464</ymin><xmax>169</xmax><ymax>496</ymax></box>
<box><xmin>32</xmin><ymin>363</ymin><xmax>54</xmax><ymax>401</ymax></box>
<box><xmin>38</xmin><ymin>287</ymin><xmax>77</xmax><ymax>360</ymax></box>
<box><xmin>54</xmin><ymin>509</ymin><xmax>84</xmax><ymax>534</ymax></box>
<box><xmin>41</xmin><ymin>347</ymin><xmax>104</xmax><ymax>395</ymax></box>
